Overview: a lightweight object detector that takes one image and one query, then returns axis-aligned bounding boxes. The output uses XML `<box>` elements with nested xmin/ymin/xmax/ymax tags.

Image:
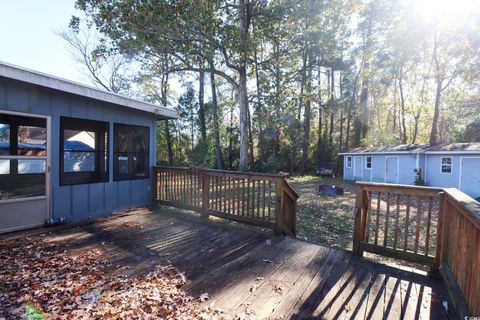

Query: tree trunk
<box><xmin>273</xmin><ymin>41</ymin><xmax>281</xmax><ymax>159</ymax></box>
<box><xmin>238</xmin><ymin>0</ymin><xmax>251</xmax><ymax>171</ymax></box>
<box><xmin>210</xmin><ymin>68</ymin><xmax>224</xmax><ymax>169</ymax></box>
<box><xmin>160</xmin><ymin>72</ymin><xmax>173</xmax><ymax>165</ymax></box>
<box><xmin>316</xmin><ymin>67</ymin><xmax>323</xmax><ymax>160</ymax></box>
<box><xmin>300</xmin><ymin>50</ymin><xmax>313</xmax><ymax>175</ymax></box>
<box><xmin>254</xmin><ymin>45</ymin><xmax>265</xmax><ymax>164</ymax></box>
<box><xmin>247</xmin><ymin>103</ymin><xmax>254</xmax><ymax>166</ymax></box>
<box><xmin>198</xmin><ymin>64</ymin><xmax>207</xmax><ymax>143</ymax></box>
<box><xmin>165</xmin><ymin>120</ymin><xmax>173</xmax><ymax>165</ymax></box>
<box><xmin>228</xmin><ymin>104</ymin><xmax>234</xmax><ymax>169</ymax></box>
<box><xmin>345</xmin><ymin>111</ymin><xmax>351</xmax><ymax>150</ymax></box>
<box><xmin>359</xmin><ymin>84</ymin><xmax>369</xmax><ymax>142</ymax></box>
<box><xmin>398</xmin><ymin>71</ymin><xmax>407</xmax><ymax>144</ymax></box>
<box><xmin>430</xmin><ymin>78</ymin><xmax>442</xmax><ymax>145</ymax></box>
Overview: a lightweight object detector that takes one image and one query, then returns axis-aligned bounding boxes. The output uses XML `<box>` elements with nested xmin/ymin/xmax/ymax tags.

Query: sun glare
<box><xmin>412</xmin><ymin>0</ymin><xmax>479</xmax><ymax>24</ymax></box>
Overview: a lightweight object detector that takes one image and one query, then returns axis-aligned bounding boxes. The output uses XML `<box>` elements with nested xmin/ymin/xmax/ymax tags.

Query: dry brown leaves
<box><xmin>0</xmin><ymin>237</ymin><xmax>223</xmax><ymax>319</ymax></box>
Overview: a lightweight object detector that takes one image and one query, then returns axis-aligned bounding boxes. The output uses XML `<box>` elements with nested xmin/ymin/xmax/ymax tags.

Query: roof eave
<box><xmin>0</xmin><ymin>61</ymin><xmax>178</xmax><ymax>120</ymax></box>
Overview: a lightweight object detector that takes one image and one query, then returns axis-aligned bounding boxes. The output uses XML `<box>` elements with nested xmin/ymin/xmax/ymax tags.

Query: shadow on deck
<box><xmin>30</xmin><ymin>206</ymin><xmax>453</xmax><ymax>319</ymax></box>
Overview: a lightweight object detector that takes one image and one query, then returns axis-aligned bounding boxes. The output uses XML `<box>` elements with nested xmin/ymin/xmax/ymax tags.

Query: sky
<box><xmin>0</xmin><ymin>1</ymin><xmax>90</xmax><ymax>85</ymax></box>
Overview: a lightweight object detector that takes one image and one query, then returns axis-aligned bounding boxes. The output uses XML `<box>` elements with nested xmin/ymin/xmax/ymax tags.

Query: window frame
<box><xmin>365</xmin><ymin>156</ymin><xmax>372</xmax><ymax>169</ymax></box>
<box><xmin>440</xmin><ymin>156</ymin><xmax>453</xmax><ymax>174</ymax></box>
<box><xmin>59</xmin><ymin>117</ymin><xmax>109</xmax><ymax>186</ymax></box>
<box><xmin>113</xmin><ymin>123</ymin><xmax>150</xmax><ymax>181</ymax></box>
<box><xmin>346</xmin><ymin>156</ymin><xmax>352</xmax><ymax>168</ymax></box>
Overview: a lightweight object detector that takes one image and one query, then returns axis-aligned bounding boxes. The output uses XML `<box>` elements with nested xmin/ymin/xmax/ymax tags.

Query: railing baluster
<box><xmin>404</xmin><ymin>194</ymin><xmax>412</xmax><ymax>252</ymax></box>
<box><xmin>241</xmin><ymin>178</ymin><xmax>245</xmax><ymax>216</ymax></box>
<box><xmin>393</xmin><ymin>194</ymin><xmax>400</xmax><ymax>250</ymax></box>
<box><xmin>268</xmin><ymin>181</ymin><xmax>272</xmax><ymax>221</ymax></box>
<box><xmin>384</xmin><ymin>192</ymin><xmax>391</xmax><ymax>247</ymax></box>
<box><xmin>257</xmin><ymin>179</ymin><xmax>261</xmax><ymax>219</ymax></box>
<box><xmin>251</xmin><ymin>179</ymin><xmax>256</xmax><ymax>218</ymax></box>
<box><xmin>414</xmin><ymin>196</ymin><xmax>423</xmax><ymax>254</ymax></box>
<box><xmin>425</xmin><ymin>196</ymin><xmax>433</xmax><ymax>256</ymax></box>
<box><xmin>375</xmin><ymin>191</ymin><xmax>381</xmax><ymax>245</ymax></box>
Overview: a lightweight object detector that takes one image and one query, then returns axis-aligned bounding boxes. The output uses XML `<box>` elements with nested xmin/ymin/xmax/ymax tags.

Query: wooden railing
<box><xmin>436</xmin><ymin>188</ymin><xmax>480</xmax><ymax>317</ymax></box>
<box><xmin>352</xmin><ymin>182</ymin><xmax>442</xmax><ymax>266</ymax></box>
<box><xmin>152</xmin><ymin>166</ymin><xmax>298</xmax><ymax>236</ymax></box>
<box><xmin>353</xmin><ymin>182</ymin><xmax>480</xmax><ymax>317</ymax></box>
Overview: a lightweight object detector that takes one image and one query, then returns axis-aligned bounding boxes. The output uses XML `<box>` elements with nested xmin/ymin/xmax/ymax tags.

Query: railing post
<box><xmin>353</xmin><ymin>186</ymin><xmax>365</xmax><ymax>257</ymax></box>
<box><xmin>201</xmin><ymin>169</ymin><xmax>210</xmax><ymax>218</ymax></box>
<box><xmin>274</xmin><ymin>180</ymin><xmax>284</xmax><ymax>235</ymax></box>
<box><xmin>433</xmin><ymin>191</ymin><xmax>446</xmax><ymax>272</ymax></box>
<box><xmin>151</xmin><ymin>167</ymin><xmax>159</xmax><ymax>209</ymax></box>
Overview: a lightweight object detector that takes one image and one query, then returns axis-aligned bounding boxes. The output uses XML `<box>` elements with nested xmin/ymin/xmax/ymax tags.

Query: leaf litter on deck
<box><xmin>0</xmin><ymin>236</ymin><xmax>224</xmax><ymax>319</ymax></box>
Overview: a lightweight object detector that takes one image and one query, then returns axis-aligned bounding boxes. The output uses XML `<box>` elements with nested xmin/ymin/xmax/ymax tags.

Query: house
<box><xmin>339</xmin><ymin>143</ymin><xmax>480</xmax><ymax>200</ymax></box>
<box><xmin>0</xmin><ymin>62</ymin><xmax>177</xmax><ymax>233</ymax></box>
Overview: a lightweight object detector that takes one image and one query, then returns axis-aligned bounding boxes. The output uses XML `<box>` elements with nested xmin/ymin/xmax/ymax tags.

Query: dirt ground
<box><xmin>287</xmin><ymin>175</ymin><xmax>357</xmax><ymax>249</ymax></box>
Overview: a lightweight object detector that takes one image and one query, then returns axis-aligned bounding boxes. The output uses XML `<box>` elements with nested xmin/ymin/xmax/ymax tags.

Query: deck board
<box><xmin>11</xmin><ymin>207</ymin><xmax>455</xmax><ymax>319</ymax></box>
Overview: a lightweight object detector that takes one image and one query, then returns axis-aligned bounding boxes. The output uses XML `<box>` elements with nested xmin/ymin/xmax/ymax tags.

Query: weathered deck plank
<box><xmin>7</xmin><ymin>207</ymin><xmax>454</xmax><ymax>320</ymax></box>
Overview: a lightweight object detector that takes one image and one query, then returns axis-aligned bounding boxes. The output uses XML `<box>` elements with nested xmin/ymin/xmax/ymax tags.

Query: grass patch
<box><xmin>287</xmin><ymin>176</ymin><xmax>356</xmax><ymax>249</ymax></box>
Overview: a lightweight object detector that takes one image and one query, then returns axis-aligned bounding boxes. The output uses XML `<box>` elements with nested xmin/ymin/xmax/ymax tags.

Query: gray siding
<box><xmin>1</xmin><ymin>78</ymin><xmax>156</xmax><ymax>222</ymax></box>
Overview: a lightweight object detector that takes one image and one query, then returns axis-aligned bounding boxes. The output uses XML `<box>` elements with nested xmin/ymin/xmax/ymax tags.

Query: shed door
<box><xmin>354</xmin><ymin>156</ymin><xmax>363</xmax><ymax>180</ymax></box>
<box><xmin>0</xmin><ymin>112</ymin><xmax>50</xmax><ymax>233</ymax></box>
<box><xmin>385</xmin><ymin>156</ymin><xmax>398</xmax><ymax>184</ymax></box>
<box><xmin>460</xmin><ymin>158</ymin><xmax>480</xmax><ymax>200</ymax></box>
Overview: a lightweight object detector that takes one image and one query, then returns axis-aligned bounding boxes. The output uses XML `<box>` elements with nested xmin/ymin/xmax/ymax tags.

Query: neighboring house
<box><xmin>339</xmin><ymin>143</ymin><xmax>480</xmax><ymax>200</ymax></box>
<box><xmin>0</xmin><ymin>62</ymin><xmax>178</xmax><ymax>233</ymax></box>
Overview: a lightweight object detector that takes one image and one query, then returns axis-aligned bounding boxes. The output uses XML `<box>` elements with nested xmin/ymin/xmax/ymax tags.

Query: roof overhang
<box><xmin>0</xmin><ymin>61</ymin><xmax>178</xmax><ymax>120</ymax></box>
<box><xmin>338</xmin><ymin>151</ymin><xmax>419</xmax><ymax>156</ymax></box>
<box><xmin>339</xmin><ymin>151</ymin><xmax>480</xmax><ymax>156</ymax></box>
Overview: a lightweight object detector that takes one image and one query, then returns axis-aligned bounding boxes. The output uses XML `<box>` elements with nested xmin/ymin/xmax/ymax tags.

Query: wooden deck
<box><xmin>25</xmin><ymin>207</ymin><xmax>454</xmax><ymax>319</ymax></box>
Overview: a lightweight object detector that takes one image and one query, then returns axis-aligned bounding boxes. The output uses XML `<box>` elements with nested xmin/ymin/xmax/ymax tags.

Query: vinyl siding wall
<box><xmin>344</xmin><ymin>154</ymin><xmax>417</xmax><ymax>185</ymax></box>
<box><xmin>0</xmin><ymin>77</ymin><xmax>156</xmax><ymax>221</ymax></box>
<box><xmin>424</xmin><ymin>154</ymin><xmax>460</xmax><ymax>189</ymax></box>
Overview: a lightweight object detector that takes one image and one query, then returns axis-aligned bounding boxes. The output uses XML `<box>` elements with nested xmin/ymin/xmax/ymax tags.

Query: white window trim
<box><xmin>440</xmin><ymin>156</ymin><xmax>453</xmax><ymax>174</ymax></box>
<box><xmin>346</xmin><ymin>156</ymin><xmax>352</xmax><ymax>168</ymax></box>
<box><xmin>365</xmin><ymin>156</ymin><xmax>372</xmax><ymax>169</ymax></box>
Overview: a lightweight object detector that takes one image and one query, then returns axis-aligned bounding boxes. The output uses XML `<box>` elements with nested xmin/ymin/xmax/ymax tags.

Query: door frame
<box><xmin>0</xmin><ymin>109</ymin><xmax>52</xmax><ymax>223</ymax></box>
<box><xmin>384</xmin><ymin>156</ymin><xmax>399</xmax><ymax>184</ymax></box>
<box><xmin>353</xmin><ymin>156</ymin><xmax>363</xmax><ymax>180</ymax></box>
<box><xmin>459</xmin><ymin>156</ymin><xmax>480</xmax><ymax>194</ymax></box>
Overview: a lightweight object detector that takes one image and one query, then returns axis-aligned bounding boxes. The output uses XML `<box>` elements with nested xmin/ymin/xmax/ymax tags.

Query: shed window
<box><xmin>346</xmin><ymin>156</ymin><xmax>352</xmax><ymax>168</ymax></box>
<box><xmin>365</xmin><ymin>156</ymin><xmax>372</xmax><ymax>169</ymax></box>
<box><xmin>60</xmin><ymin>117</ymin><xmax>109</xmax><ymax>185</ymax></box>
<box><xmin>441</xmin><ymin>157</ymin><xmax>452</xmax><ymax>173</ymax></box>
<box><xmin>114</xmin><ymin>124</ymin><xmax>149</xmax><ymax>180</ymax></box>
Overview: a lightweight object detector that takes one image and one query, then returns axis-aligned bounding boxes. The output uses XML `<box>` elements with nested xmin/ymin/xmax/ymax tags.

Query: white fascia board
<box><xmin>0</xmin><ymin>61</ymin><xmax>179</xmax><ymax>120</ymax></box>
<box><xmin>338</xmin><ymin>151</ymin><xmax>419</xmax><ymax>156</ymax></box>
<box><xmin>424</xmin><ymin>151</ymin><xmax>480</xmax><ymax>155</ymax></box>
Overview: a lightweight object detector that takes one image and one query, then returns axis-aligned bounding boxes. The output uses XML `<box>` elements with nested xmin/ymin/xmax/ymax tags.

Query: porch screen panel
<box><xmin>0</xmin><ymin>115</ymin><xmax>46</xmax><ymax>200</ymax></box>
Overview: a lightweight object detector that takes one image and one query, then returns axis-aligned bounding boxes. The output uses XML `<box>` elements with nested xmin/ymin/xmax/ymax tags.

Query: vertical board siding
<box><xmin>0</xmin><ymin>78</ymin><xmax>156</xmax><ymax>222</ymax></box>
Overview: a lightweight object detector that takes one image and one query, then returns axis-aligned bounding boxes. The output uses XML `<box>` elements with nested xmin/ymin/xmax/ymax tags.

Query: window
<box><xmin>0</xmin><ymin>114</ymin><xmax>46</xmax><ymax>200</ymax></box>
<box><xmin>346</xmin><ymin>156</ymin><xmax>352</xmax><ymax>168</ymax></box>
<box><xmin>365</xmin><ymin>156</ymin><xmax>372</xmax><ymax>169</ymax></box>
<box><xmin>60</xmin><ymin>117</ymin><xmax>108</xmax><ymax>185</ymax></box>
<box><xmin>114</xmin><ymin>123</ymin><xmax>149</xmax><ymax>180</ymax></box>
<box><xmin>441</xmin><ymin>157</ymin><xmax>452</xmax><ymax>173</ymax></box>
